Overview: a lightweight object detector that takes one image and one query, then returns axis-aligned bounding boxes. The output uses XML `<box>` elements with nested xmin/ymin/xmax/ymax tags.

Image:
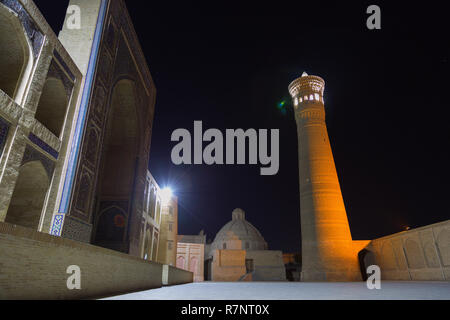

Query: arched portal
<box><xmin>5</xmin><ymin>161</ymin><xmax>50</xmax><ymax>229</ymax></box>
<box><xmin>35</xmin><ymin>77</ymin><xmax>69</xmax><ymax>137</ymax></box>
<box><xmin>0</xmin><ymin>5</ymin><xmax>33</xmax><ymax>102</ymax></box>
<box><xmin>92</xmin><ymin>79</ymin><xmax>140</xmax><ymax>252</ymax></box>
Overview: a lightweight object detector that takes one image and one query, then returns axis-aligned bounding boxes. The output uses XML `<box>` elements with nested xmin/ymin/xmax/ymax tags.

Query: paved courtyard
<box><xmin>103</xmin><ymin>281</ymin><xmax>450</xmax><ymax>300</ymax></box>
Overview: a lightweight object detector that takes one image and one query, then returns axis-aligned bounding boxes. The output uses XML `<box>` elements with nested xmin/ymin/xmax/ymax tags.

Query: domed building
<box><xmin>203</xmin><ymin>208</ymin><xmax>286</xmax><ymax>282</ymax></box>
<box><xmin>209</xmin><ymin>208</ymin><xmax>268</xmax><ymax>252</ymax></box>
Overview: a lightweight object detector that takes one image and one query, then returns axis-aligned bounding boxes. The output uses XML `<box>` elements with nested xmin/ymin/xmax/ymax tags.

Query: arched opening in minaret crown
<box><xmin>0</xmin><ymin>5</ymin><xmax>33</xmax><ymax>103</ymax></box>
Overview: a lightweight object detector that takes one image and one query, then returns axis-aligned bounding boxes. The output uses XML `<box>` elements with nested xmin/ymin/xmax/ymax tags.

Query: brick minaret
<box><xmin>289</xmin><ymin>73</ymin><xmax>363</xmax><ymax>281</ymax></box>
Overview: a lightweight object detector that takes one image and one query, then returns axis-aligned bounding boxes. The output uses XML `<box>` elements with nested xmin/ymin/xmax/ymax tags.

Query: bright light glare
<box><xmin>161</xmin><ymin>187</ymin><xmax>173</xmax><ymax>205</ymax></box>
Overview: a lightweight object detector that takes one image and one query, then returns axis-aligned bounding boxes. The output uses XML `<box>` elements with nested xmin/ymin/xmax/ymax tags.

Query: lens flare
<box><xmin>161</xmin><ymin>187</ymin><xmax>173</xmax><ymax>205</ymax></box>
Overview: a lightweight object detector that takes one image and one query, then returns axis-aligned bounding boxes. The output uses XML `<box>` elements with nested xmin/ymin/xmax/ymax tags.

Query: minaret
<box><xmin>289</xmin><ymin>73</ymin><xmax>362</xmax><ymax>281</ymax></box>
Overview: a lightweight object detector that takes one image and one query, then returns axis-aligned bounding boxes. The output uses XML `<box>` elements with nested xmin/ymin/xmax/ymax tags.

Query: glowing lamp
<box><xmin>161</xmin><ymin>187</ymin><xmax>173</xmax><ymax>205</ymax></box>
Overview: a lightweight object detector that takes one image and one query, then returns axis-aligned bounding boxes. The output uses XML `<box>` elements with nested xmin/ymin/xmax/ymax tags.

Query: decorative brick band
<box><xmin>28</xmin><ymin>132</ymin><xmax>59</xmax><ymax>159</ymax></box>
<box><xmin>53</xmin><ymin>50</ymin><xmax>76</xmax><ymax>82</ymax></box>
<box><xmin>50</xmin><ymin>214</ymin><xmax>64</xmax><ymax>237</ymax></box>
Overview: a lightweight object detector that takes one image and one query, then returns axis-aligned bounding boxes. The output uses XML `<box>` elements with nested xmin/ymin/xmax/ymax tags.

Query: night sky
<box><xmin>35</xmin><ymin>1</ymin><xmax>449</xmax><ymax>253</ymax></box>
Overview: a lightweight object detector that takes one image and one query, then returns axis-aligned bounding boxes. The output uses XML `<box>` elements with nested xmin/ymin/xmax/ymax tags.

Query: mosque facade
<box><xmin>0</xmin><ymin>0</ymin><xmax>175</xmax><ymax>265</ymax></box>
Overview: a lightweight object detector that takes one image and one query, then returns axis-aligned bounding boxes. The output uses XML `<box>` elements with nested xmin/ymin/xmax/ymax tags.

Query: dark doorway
<box><xmin>204</xmin><ymin>259</ymin><xmax>212</xmax><ymax>281</ymax></box>
<box><xmin>245</xmin><ymin>259</ymin><xmax>254</xmax><ymax>273</ymax></box>
<box><xmin>358</xmin><ymin>249</ymin><xmax>376</xmax><ymax>281</ymax></box>
<box><xmin>93</xmin><ymin>207</ymin><xmax>127</xmax><ymax>252</ymax></box>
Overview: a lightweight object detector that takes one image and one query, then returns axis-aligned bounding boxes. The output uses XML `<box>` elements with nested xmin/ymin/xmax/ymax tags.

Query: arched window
<box><xmin>5</xmin><ymin>161</ymin><xmax>50</xmax><ymax>229</ymax></box>
<box><xmin>143</xmin><ymin>229</ymin><xmax>152</xmax><ymax>260</ymax></box>
<box><xmin>152</xmin><ymin>232</ymin><xmax>159</xmax><ymax>261</ymax></box>
<box><xmin>35</xmin><ymin>77</ymin><xmax>69</xmax><ymax>137</ymax></box>
<box><xmin>149</xmin><ymin>187</ymin><xmax>156</xmax><ymax>219</ymax></box>
<box><xmin>177</xmin><ymin>256</ymin><xmax>185</xmax><ymax>269</ymax></box>
<box><xmin>314</xmin><ymin>93</ymin><xmax>320</xmax><ymax>101</ymax></box>
<box><xmin>223</xmin><ymin>242</ymin><xmax>227</xmax><ymax>249</ymax></box>
<box><xmin>190</xmin><ymin>257</ymin><xmax>198</xmax><ymax>274</ymax></box>
<box><xmin>155</xmin><ymin>200</ymin><xmax>161</xmax><ymax>225</ymax></box>
<box><xmin>0</xmin><ymin>6</ymin><xmax>33</xmax><ymax>102</ymax></box>
<box><xmin>143</xmin><ymin>183</ymin><xmax>149</xmax><ymax>213</ymax></box>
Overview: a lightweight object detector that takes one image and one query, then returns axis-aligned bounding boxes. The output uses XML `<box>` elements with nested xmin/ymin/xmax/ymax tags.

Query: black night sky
<box><xmin>35</xmin><ymin>1</ymin><xmax>449</xmax><ymax>253</ymax></box>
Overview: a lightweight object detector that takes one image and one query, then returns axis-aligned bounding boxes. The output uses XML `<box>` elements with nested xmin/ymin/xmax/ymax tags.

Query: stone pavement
<box><xmin>103</xmin><ymin>281</ymin><xmax>450</xmax><ymax>300</ymax></box>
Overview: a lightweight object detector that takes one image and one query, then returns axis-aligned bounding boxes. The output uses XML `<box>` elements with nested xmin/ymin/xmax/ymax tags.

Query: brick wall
<box><xmin>246</xmin><ymin>250</ymin><xmax>287</xmax><ymax>281</ymax></box>
<box><xmin>211</xmin><ymin>249</ymin><xmax>246</xmax><ymax>281</ymax></box>
<box><xmin>366</xmin><ymin>220</ymin><xmax>450</xmax><ymax>281</ymax></box>
<box><xmin>0</xmin><ymin>222</ymin><xmax>170</xmax><ymax>299</ymax></box>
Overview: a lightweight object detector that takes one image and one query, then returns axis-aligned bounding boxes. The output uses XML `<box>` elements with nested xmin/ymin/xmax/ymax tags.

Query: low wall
<box><xmin>210</xmin><ymin>249</ymin><xmax>288</xmax><ymax>281</ymax></box>
<box><xmin>162</xmin><ymin>265</ymin><xmax>193</xmax><ymax>286</ymax></box>
<box><xmin>246</xmin><ymin>250</ymin><xmax>287</xmax><ymax>281</ymax></box>
<box><xmin>365</xmin><ymin>220</ymin><xmax>450</xmax><ymax>281</ymax></box>
<box><xmin>211</xmin><ymin>249</ymin><xmax>246</xmax><ymax>281</ymax></box>
<box><xmin>0</xmin><ymin>222</ymin><xmax>164</xmax><ymax>299</ymax></box>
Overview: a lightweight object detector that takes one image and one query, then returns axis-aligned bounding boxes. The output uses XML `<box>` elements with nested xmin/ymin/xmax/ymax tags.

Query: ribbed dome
<box><xmin>211</xmin><ymin>208</ymin><xmax>268</xmax><ymax>252</ymax></box>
